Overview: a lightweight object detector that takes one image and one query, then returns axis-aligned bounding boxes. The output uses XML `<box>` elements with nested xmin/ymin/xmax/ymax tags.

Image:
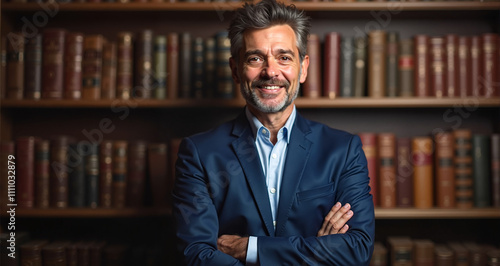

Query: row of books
<box><xmin>2</xmin><ymin>28</ymin><xmax>236</xmax><ymax>101</ymax></box>
<box><xmin>371</xmin><ymin>236</ymin><xmax>500</xmax><ymax>266</ymax></box>
<box><xmin>305</xmin><ymin>31</ymin><xmax>500</xmax><ymax>99</ymax></box>
<box><xmin>0</xmin><ymin>137</ymin><xmax>181</xmax><ymax>209</ymax></box>
<box><xmin>357</xmin><ymin>129</ymin><xmax>500</xmax><ymax>209</ymax></box>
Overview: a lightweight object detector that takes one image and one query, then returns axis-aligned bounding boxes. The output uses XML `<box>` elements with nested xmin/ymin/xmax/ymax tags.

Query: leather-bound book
<box><xmin>340</xmin><ymin>36</ymin><xmax>354</xmax><ymax>98</ymax></box>
<box><xmin>453</xmin><ymin>128</ymin><xmax>473</xmax><ymax>208</ymax></box>
<box><xmin>353</xmin><ymin>36</ymin><xmax>367</xmax><ymax>97</ymax></box>
<box><xmin>386</xmin><ymin>32</ymin><xmax>399</xmax><ymax>97</ymax></box>
<box><xmin>486</xmin><ymin>249</ymin><xmax>500</xmax><ymax>266</ymax></box>
<box><xmin>134</xmin><ymin>29</ymin><xmax>154</xmax><ymax>99</ymax></box>
<box><xmin>430</xmin><ymin>37</ymin><xmax>446</xmax><ymax>97</ymax></box>
<box><xmin>127</xmin><ymin>141</ymin><xmax>147</xmax><ymax>207</ymax></box>
<box><xmin>116</xmin><ymin>32</ymin><xmax>134</xmax><ymax>100</ymax></box>
<box><xmin>167</xmin><ymin>32</ymin><xmax>179</xmax><ymax>99</ymax></box>
<box><xmin>492</xmin><ymin>134</ymin><xmax>500</xmax><ymax>208</ymax></box>
<box><xmin>85</xmin><ymin>143</ymin><xmax>99</xmax><ymax>208</ymax></box>
<box><xmin>76</xmin><ymin>241</ymin><xmax>91</xmax><ymax>266</ymax></box>
<box><xmin>470</xmin><ymin>36</ymin><xmax>483</xmax><ymax>97</ymax></box>
<box><xmin>192</xmin><ymin>37</ymin><xmax>205</xmax><ymax>99</ymax></box>
<box><xmin>64</xmin><ymin>32</ymin><xmax>84</xmax><ymax>100</ymax></box>
<box><xmin>89</xmin><ymin>241</ymin><xmax>106</xmax><ymax>266</ymax></box>
<box><xmin>100</xmin><ymin>140</ymin><xmax>113</xmax><ymax>208</ymax></box>
<box><xmin>20</xmin><ymin>240</ymin><xmax>49</xmax><ymax>266</ymax></box>
<box><xmin>50</xmin><ymin>136</ymin><xmax>73</xmax><ymax>208</ymax></box>
<box><xmin>1</xmin><ymin>37</ymin><xmax>6</xmax><ymax>99</ymax></box>
<box><xmin>435</xmin><ymin>131</ymin><xmax>455</xmax><ymax>208</ymax></box>
<box><xmin>82</xmin><ymin>34</ymin><xmax>104</xmax><ymax>100</ymax></box>
<box><xmin>101</xmin><ymin>41</ymin><xmax>117</xmax><ymax>99</ymax></box>
<box><xmin>370</xmin><ymin>242</ymin><xmax>388</xmax><ymax>266</ymax></box>
<box><xmin>112</xmin><ymin>141</ymin><xmax>128</xmax><ymax>208</ymax></box>
<box><xmin>148</xmin><ymin>143</ymin><xmax>169</xmax><ymax>207</ymax></box>
<box><xmin>0</xmin><ymin>141</ymin><xmax>14</xmax><ymax>207</ymax></box>
<box><xmin>434</xmin><ymin>244</ymin><xmax>454</xmax><ymax>266</ymax></box>
<box><xmin>378</xmin><ymin>133</ymin><xmax>396</xmax><ymax>208</ymax></box>
<box><xmin>68</xmin><ymin>143</ymin><xmax>86</xmax><ymax>207</ymax></box>
<box><xmin>398</xmin><ymin>39</ymin><xmax>414</xmax><ymax>97</ymax></box>
<box><xmin>42</xmin><ymin>28</ymin><xmax>66</xmax><ymax>99</ymax></box>
<box><xmin>472</xmin><ymin>134</ymin><xmax>491</xmax><ymax>207</ymax></box>
<box><xmin>482</xmin><ymin>33</ymin><xmax>499</xmax><ymax>97</ymax></box>
<box><xmin>414</xmin><ymin>34</ymin><xmax>430</xmax><ymax>97</ymax></box>
<box><xmin>6</xmin><ymin>32</ymin><xmax>24</xmax><ymax>99</ymax></box>
<box><xmin>396</xmin><ymin>137</ymin><xmax>413</xmax><ymax>207</ymax></box>
<box><xmin>303</xmin><ymin>33</ymin><xmax>321</xmax><ymax>98</ymax></box>
<box><xmin>24</xmin><ymin>33</ymin><xmax>42</xmax><ymax>100</ymax></box>
<box><xmin>462</xmin><ymin>242</ymin><xmax>487</xmax><ymax>266</ymax></box>
<box><xmin>412</xmin><ymin>137</ymin><xmax>434</xmax><ymax>209</ymax></box>
<box><xmin>35</xmin><ymin>140</ymin><xmax>50</xmax><ymax>208</ymax></box>
<box><xmin>16</xmin><ymin>136</ymin><xmax>36</xmax><ymax>208</ymax></box>
<box><xmin>414</xmin><ymin>239</ymin><xmax>435</xmax><ymax>266</ymax></box>
<box><xmin>457</xmin><ymin>36</ymin><xmax>471</xmax><ymax>97</ymax></box>
<box><xmin>204</xmin><ymin>37</ymin><xmax>216</xmax><ymax>98</ymax></box>
<box><xmin>179</xmin><ymin>32</ymin><xmax>192</xmax><ymax>99</ymax></box>
<box><xmin>387</xmin><ymin>236</ymin><xmax>413</xmax><ymax>266</ymax></box>
<box><xmin>153</xmin><ymin>35</ymin><xmax>167</xmax><ymax>99</ymax></box>
<box><xmin>358</xmin><ymin>132</ymin><xmax>378</xmax><ymax>206</ymax></box>
<box><xmin>445</xmin><ymin>34</ymin><xmax>458</xmax><ymax>97</ymax></box>
<box><xmin>216</xmin><ymin>31</ymin><xmax>233</xmax><ymax>99</ymax></box>
<box><xmin>368</xmin><ymin>30</ymin><xmax>386</xmax><ymax>98</ymax></box>
<box><xmin>42</xmin><ymin>241</ymin><xmax>68</xmax><ymax>266</ymax></box>
<box><xmin>323</xmin><ymin>32</ymin><xmax>340</xmax><ymax>99</ymax></box>
<box><xmin>66</xmin><ymin>242</ymin><xmax>78</xmax><ymax>266</ymax></box>
<box><xmin>447</xmin><ymin>242</ymin><xmax>469</xmax><ymax>266</ymax></box>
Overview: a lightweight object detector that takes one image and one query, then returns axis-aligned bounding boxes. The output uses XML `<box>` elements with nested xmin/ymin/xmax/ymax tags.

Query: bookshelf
<box><xmin>1</xmin><ymin>0</ymin><xmax>500</xmax><ymax>264</ymax></box>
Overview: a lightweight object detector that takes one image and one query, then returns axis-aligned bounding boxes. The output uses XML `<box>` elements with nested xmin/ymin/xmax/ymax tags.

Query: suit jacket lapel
<box><xmin>231</xmin><ymin>112</ymin><xmax>275</xmax><ymax>236</ymax></box>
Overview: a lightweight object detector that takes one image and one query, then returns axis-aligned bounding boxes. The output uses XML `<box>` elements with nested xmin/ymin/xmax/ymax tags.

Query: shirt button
<box><xmin>273</xmin><ymin>221</ymin><xmax>276</xmax><ymax>227</ymax></box>
<box><xmin>270</xmin><ymin>188</ymin><xmax>276</xmax><ymax>194</ymax></box>
<box><xmin>261</xmin><ymin>129</ymin><xmax>267</xmax><ymax>134</ymax></box>
<box><xmin>272</xmin><ymin>153</ymin><xmax>277</xmax><ymax>159</ymax></box>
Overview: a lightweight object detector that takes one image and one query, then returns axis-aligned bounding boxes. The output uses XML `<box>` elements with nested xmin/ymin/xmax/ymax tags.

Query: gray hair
<box><xmin>227</xmin><ymin>0</ymin><xmax>311</xmax><ymax>62</ymax></box>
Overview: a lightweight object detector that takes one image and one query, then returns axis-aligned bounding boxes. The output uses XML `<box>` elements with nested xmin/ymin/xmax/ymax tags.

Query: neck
<box><xmin>248</xmin><ymin>104</ymin><xmax>293</xmax><ymax>144</ymax></box>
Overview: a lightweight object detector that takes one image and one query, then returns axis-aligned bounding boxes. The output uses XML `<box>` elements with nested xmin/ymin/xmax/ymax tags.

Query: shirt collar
<box><xmin>245</xmin><ymin>105</ymin><xmax>296</xmax><ymax>143</ymax></box>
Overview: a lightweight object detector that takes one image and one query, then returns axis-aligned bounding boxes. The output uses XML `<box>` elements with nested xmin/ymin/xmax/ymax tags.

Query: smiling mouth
<box><xmin>258</xmin><ymin>85</ymin><xmax>283</xmax><ymax>90</ymax></box>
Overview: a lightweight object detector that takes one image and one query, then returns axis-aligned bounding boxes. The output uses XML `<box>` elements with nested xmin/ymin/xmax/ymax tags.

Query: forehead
<box><xmin>242</xmin><ymin>24</ymin><xmax>298</xmax><ymax>52</ymax></box>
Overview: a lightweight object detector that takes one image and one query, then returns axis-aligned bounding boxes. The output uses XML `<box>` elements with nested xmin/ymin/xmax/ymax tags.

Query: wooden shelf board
<box><xmin>0</xmin><ymin>207</ymin><xmax>171</xmax><ymax>218</ymax></box>
<box><xmin>375</xmin><ymin>207</ymin><xmax>500</xmax><ymax>219</ymax></box>
<box><xmin>1</xmin><ymin>97</ymin><xmax>499</xmax><ymax>108</ymax></box>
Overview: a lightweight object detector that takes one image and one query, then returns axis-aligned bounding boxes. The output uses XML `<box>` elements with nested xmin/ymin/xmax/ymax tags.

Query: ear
<box><xmin>229</xmin><ymin>57</ymin><xmax>240</xmax><ymax>84</ymax></box>
<box><xmin>299</xmin><ymin>55</ymin><xmax>309</xmax><ymax>83</ymax></box>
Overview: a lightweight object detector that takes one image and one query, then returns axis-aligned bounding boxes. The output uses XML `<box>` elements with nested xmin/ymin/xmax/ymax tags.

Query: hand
<box><xmin>317</xmin><ymin>202</ymin><xmax>354</xmax><ymax>237</ymax></box>
<box><xmin>217</xmin><ymin>234</ymin><xmax>249</xmax><ymax>261</ymax></box>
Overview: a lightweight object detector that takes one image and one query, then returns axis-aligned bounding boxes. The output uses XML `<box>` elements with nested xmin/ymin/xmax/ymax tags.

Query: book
<box><xmin>492</xmin><ymin>134</ymin><xmax>500</xmax><ymax>208</ymax></box>
<box><xmin>68</xmin><ymin>143</ymin><xmax>86</xmax><ymax>207</ymax></box>
<box><xmin>127</xmin><ymin>141</ymin><xmax>147</xmax><ymax>207</ymax></box>
<box><xmin>20</xmin><ymin>240</ymin><xmax>49</xmax><ymax>266</ymax></box>
<box><xmin>85</xmin><ymin>143</ymin><xmax>100</xmax><ymax>208</ymax></box>
<box><xmin>153</xmin><ymin>35</ymin><xmax>167</xmax><ymax>99</ymax></box>
<box><xmin>112</xmin><ymin>141</ymin><xmax>128</xmax><ymax>208</ymax></box>
<box><xmin>370</xmin><ymin>242</ymin><xmax>388</xmax><ymax>266</ymax></box>
<box><xmin>24</xmin><ymin>33</ymin><xmax>42</xmax><ymax>100</ymax></box>
<box><xmin>82</xmin><ymin>34</ymin><xmax>104</xmax><ymax>100</ymax></box>
<box><xmin>387</xmin><ymin>236</ymin><xmax>413</xmax><ymax>266</ymax></box>
<box><xmin>445</xmin><ymin>34</ymin><xmax>458</xmax><ymax>97</ymax></box>
<box><xmin>396</xmin><ymin>137</ymin><xmax>413</xmax><ymax>207</ymax></box>
<box><xmin>1</xmin><ymin>37</ymin><xmax>6</xmax><ymax>99</ymax></box>
<box><xmin>472</xmin><ymin>134</ymin><xmax>491</xmax><ymax>207</ymax></box>
<box><xmin>16</xmin><ymin>136</ymin><xmax>36</xmax><ymax>208</ymax></box>
<box><xmin>6</xmin><ymin>32</ymin><xmax>24</xmax><ymax>100</ymax></box>
<box><xmin>434</xmin><ymin>244</ymin><xmax>454</xmax><ymax>266</ymax></box>
<box><xmin>457</xmin><ymin>36</ymin><xmax>471</xmax><ymax>97</ymax></box>
<box><xmin>42</xmin><ymin>241</ymin><xmax>68</xmax><ymax>265</ymax></box>
<box><xmin>35</xmin><ymin>140</ymin><xmax>50</xmax><ymax>208</ymax></box>
<box><xmin>447</xmin><ymin>242</ymin><xmax>469</xmax><ymax>266</ymax></box>
<box><xmin>42</xmin><ymin>28</ymin><xmax>66</xmax><ymax>99</ymax></box>
<box><xmin>386</xmin><ymin>32</ymin><xmax>399</xmax><ymax>97</ymax></box>
<box><xmin>179</xmin><ymin>32</ymin><xmax>192</xmax><ymax>99</ymax></box>
<box><xmin>398</xmin><ymin>39</ymin><xmax>414</xmax><ymax>97</ymax></box>
<box><xmin>215</xmin><ymin>31</ymin><xmax>233</xmax><ymax>99</ymax></box>
<box><xmin>358</xmin><ymin>133</ymin><xmax>378</xmax><ymax>206</ymax></box>
<box><xmin>50</xmin><ymin>136</ymin><xmax>72</xmax><ymax>208</ymax></box>
<box><xmin>368</xmin><ymin>30</ymin><xmax>386</xmax><ymax>98</ymax></box>
<box><xmin>340</xmin><ymin>36</ymin><xmax>354</xmax><ymax>98</ymax></box>
<box><xmin>412</xmin><ymin>137</ymin><xmax>433</xmax><ymax>209</ymax></box>
<box><xmin>192</xmin><ymin>37</ymin><xmax>205</xmax><ymax>99</ymax></box>
<box><xmin>414</xmin><ymin>239</ymin><xmax>434</xmax><ymax>266</ymax></box>
<box><xmin>462</xmin><ymin>242</ymin><xmax>487</xmax><ymax>266</ymax></box>
<box><xmin>353</xmin><ymin>36</ymin><xmax>367</xmax><ymax>98</ymax></box>
<box><xmin>378</xmin><ymin>133</ymin><xmax>396</xmax><ymax>208</ymax></box>
<box><xmin>116</xmin><ymin>32</ymin><xmax>134</xmax><ymax>100</ymax></box>
<box><xmin>148</xmin><ymin>143</ymin><xmax>169</xmax><ymax>207</ymax></box>
<box><xmin>64</xmin><ymin>32</ymin><xmax>84</xmax><ymax>100</ymax></box>
<box><xmin>167</xmin><ymin>32</ymin><xmax>179</xmax><ymax>99</ymax></box>
<box><xmin>204</xmin><ymin>37</ymin><xmax>216</xmax><ymax>98</ymax></box>
<box><xmin>414</xmin><ymin>35</ymin><xmax>430</xmax><ymax>97</ymax></box>
<box><xmin>303</xmin><ymin>33</ymin><xmax>321</xmax><ymax>98</ymax></box>
<box><xmin>454</xmin><ymin>128</ymin><xmax>473</xmax><ymax>208</ymax></box>
<box><xmin>470</xmin><ymin>36</ymin><xmax>482</xmax><ymax>97</ymax></box>
<box><xmin>101</xmin><ymin>41</ymin><xmax>117</xmax><ymax>99</ymax></box>
<box><xmin>430</xmin><ymin>37</ymin><xmax>446</xmax><ymax>97</ymax></box>
<box><xmin>323</xmin><ymin>32</ymin><xmax>340</xmax><ymax>99</ymax></box>
<box><xmin>134</xmin><ymin>29</ymin><xmax>154</xmax><ymax>99</ymax></box>
<box><xmin>481</xmin><ymin>33</ymin><xmax>499</xmax><ymax>97</ymax></box>
<box><xmin>434</xmin><ymin>131</ymin><xmax>455</xmax><ymax>208</ymax></box>
<box><xmin>99</xmin><ymin>140</ymin><xmax>113</xmax><ymax>208</ymax></box>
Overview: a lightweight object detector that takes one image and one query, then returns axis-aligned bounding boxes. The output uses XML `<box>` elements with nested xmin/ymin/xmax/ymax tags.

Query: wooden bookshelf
<box><xmin>375</xmin><ymin>208</ymin><xmax>500</xmax><ymax>219</ymax></box>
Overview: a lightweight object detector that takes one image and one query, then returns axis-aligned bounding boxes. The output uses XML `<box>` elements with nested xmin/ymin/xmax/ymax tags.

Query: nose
<box><xmin>261</xmin><ymin>57</ymin><xmax>279</xmax><ymax>78</ymax></box>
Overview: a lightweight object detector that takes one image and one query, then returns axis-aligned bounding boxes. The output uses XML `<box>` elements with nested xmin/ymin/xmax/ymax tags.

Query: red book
<box><xmin>358</xmin><ymin>133</ymin><xmax>378</xmax><ymax>207</ymax></box>
<box><xmin>35</xmin><ymin>140</ymin><xmax>50</xmax><ymax>208</ymax></box>
<box><xmin>445</xmin><ymin>34</ymin><xmax>458</xmax><ymax>97</ymax></box>
<box><xmin>435</xmin><ymin>131</ymin><xmax>455</xmax><ymax>208</ymax></box>
<box><xmin>412</xmin><ymin>137</ymin><xmax>434</xmax><ymax>209</ymax></box>
<box><xmin>457</xmin><ymin>36</ymin><xmax>471</xmax><ymax>97</ymax></box>
<box><xmin>82</xmin><ymin>34</ymin><xmax>104</xmax><ymax>100</ymax></box>
<box><xmin>430</xmin><ymin>37</ymin><xmax>446</xmax><ymax>97</ymax></box>
<box><xmin>42</xmin><ymin>28</ymin><xmax>66</xmax><ymax>99</ymax></box>
<box><xmin>378</xmin><ymin>133</ymin><xmax>396</xmax><ymax>208</ymax></box>
<box><xmin>414</xmin><ymin>35</ymin><xmax>430</xmax><ymax>97</ymax></box>
<box><xmin>16</xmin><ymin>136</ymin><xmax>36</xmax><ymax>208</ymax></box>
<box><xmin>126</xmin><ymin>141</ymin><xmax>147</xmax><ymax>207</ymax></box>
<box><xmin>396</xmin><ymin>137</ymin><xmax>413</xmax><ymax>207</ymax></box>
<box><xmin>303</xmin><ymin>34</ymin><xmax>321</xmax><ymax>98</ymax></box>
<box><xmin>323</xmin><ymin>32</ymin><xmax>340</xmax><ymax>99</ymax></box>
<box><xmin>116</xmin><ymin>32</ymin><xmax>133</xmax><ymax>100</ymax></box>
<box><xmin>454</xmin><ymin>128</ymin><xmax>473</xmax><ymax>208</ymax></box>
<box><xmin>482</xmin><ymin>33</ymin><xmax>499</xmax><ymax>97</ymax></box>
<box><xmin>64</xmin><ymin>32</ymin><xmax>84</xmax><ymax>99</ymax></box>
<box><xmin>470</xmin><ymin>36</ymin><xmax>483</xmax><ymax>97</ymax></box>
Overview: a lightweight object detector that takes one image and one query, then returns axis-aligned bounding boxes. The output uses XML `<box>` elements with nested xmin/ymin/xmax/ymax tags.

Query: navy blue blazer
<box><xmin>173</xmin><ymin>110</ymin><xmax>375</xmax><ymax>265</ymax></box>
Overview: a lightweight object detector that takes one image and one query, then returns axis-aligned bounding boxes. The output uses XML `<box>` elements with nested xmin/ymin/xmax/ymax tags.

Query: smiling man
<box><xmin>172</xmin><ymin>0</ymin><xmax>375</xmax><ymax>265</ymax></box>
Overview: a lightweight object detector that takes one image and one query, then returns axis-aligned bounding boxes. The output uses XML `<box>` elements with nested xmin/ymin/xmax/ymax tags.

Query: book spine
<box><xmin>35</xmin><ymin>140</ymin><xmax>50</xmax><ymax>208</ymax></box>
<box><xmin>303</xmin><ymin>33</ymin><xmax>321</xmax><ymax>98</ymax></box>
<box><xmin>470</xmin><ymin>36</ymin><xmax>483</xmax><ymax>97</ymax></box>
<box><xmin>192</xmin><ymin>37</ymin><xmax>205</xmax><ymax>99</ymax></box>
<box><xmin>492</xmin><ymin>134</ymin><xmax>500</xmax><ymax>208</ymax></box>
<box><xmin>414</xmin><ymin>35</ymin><xmax>430</xmax><ymax>97</ymax></box>
<box><xmin>358</xmin><ymin>133</ymin><xmax>378</xmax><ymax>206</ymax></box>
<box><xmin>398</xmin><ymin>39</ymin><xmax>414</xmax><ymax>97</ymax></box>
<box><xmin>16</xmin><ymin>136</ymin><xmax>36</xmax><ymax>208</ymax></box>
<box><xmin>434</xmin><ymin>244</ymin><xmax>454</xmax><ymax>266</ymax></box>
<box><xmin>101</xmin><ymin>41</ymin><xmax>117</xmax><ymax>99</ymax></box>
<box><xmin>82</xmin><ymin>34</ymin><xmax>104</xmax><ymax>100</ymax></box>
<box><xmin>50</xmin><ymin>136</ymin><xmax>72</xmax><ymax>208</ymax></box>
<box><xmin>24</xmin><ymin>34</ymin><xmax>42</xmax><ymax>100</ymax></box>
<box><xmin>340</xmin><ymin>36</ymin><xmax>354</xmax><ymax>98</ymax></box>
<box><xmin>167</xmin><ymin>32</ymin><xmax>179</xmax><ymax>99</ymax></box>
<box><xmin>481</xmin><ymin>33</ymin><xmax>499</xmax><ymax>97</ymax></box>
<box><xmin>435</xmin><ymin>131</ymin><xmax>455</xmax><ymax>208</ymax></box>
<box><xmin>153</xmin><ymin>35</ymin><xmax>167</xmax><ymax>99</ymax></box>
<box><xmin>116</xmin><ymin>32</ymin><xmax>134</xmax><ymax>100</ymax></box>
<box><xmin>42</xmin><ymin>28</ymin><xmax>66</xmax><ymax>99</ymax></box>
<box><xmin>368</xmin><ymin>30</ymin><xmax>386</xmax><ymax>98</ymax></box>
<box><xmin>148</xmin><ymin>143</ymin><xmax>168</xmax><ymax>207</ymax></box>
<box><xmin>64</xmin><ymin>32</ymin><xmax>84</xmax><ymax>100</ymax></box>
<box><xmin>112</xmin><ymin>141</ymin><xmax>128</xmax><ymax>208</ymax></box>
<box><xmin>412</xmin><ymin>137</ymin><xmax>433</xmax><ymax>209</ymax></box>
<box><xmin>68</xmin><ymin>143</ymin><xmax>86</xmax><ymax>207</ymax></box>
<box><xmin>179</xmin><ymin>32</ymin><xmax>192</xmax><ymax>99</ymax></box>
<box><xmin>1</xmin><ymin>37</ymin><xmax>6</xmax><ymax>99</ymax></box>
<box><xmin>445</xmin><ymin>34</ymin><xmax>458</xmax><ymax>97</ymax></box>
<box><xmin>378</xmin><ymin>133</ymin><xmax>396</xmax><ymax>208</ymax></box>
<box><xmin>413</xmin><ymin>239</ymin><xmax>434</xmax><ymax>266</ymax></box>
<box><xmin>396</xmin><ymin>137</ymin><xmax>413</xmax><ymax>207</ymax></box>
<box><xmin>20</xmin><ymin>240</ymin><xmax>49</xmax><ymax>266</ymax></box>
<box><xmin>454</xmin><ymin>128</ymin><xmax>473</xmax><ymax>208</ymax></box>
<box><xmin>323</xmin><ymin>32</ymin><xmax>340</xmax><ymax>99</ymax></box>
<box><xmin>204</xmin><ymin>37</ymin><xmax>216</xmax><ymax>98</ymax></box>
<box><xmin>387</xmin><ymin>236</ymin><xmax>413</xmax><ymax>266</ymax></box>
<box><xmin>99</xmin><ymin>140</ymin><xmax>113</xmax><ymax>208</ymax></box>
<box><xmin>85</xmin><ymin>144</ymin><xmax>99</xmax><ymax>208</ymax></box>
<box><xmin>386</xmin><ymin>32</ymin><xmax>399</xmax><ymax>97</ymax></box>
<box><xmin>448</xmin><ymin>242</ymin><xmax>469</xmax><ymax>266</ymax></box>
<box><xmin>370</xmin><ymin>242</ymin><xmax>388</xmax><ymax>266</ymax></box>
<box><xmin>42</xmin><ymin>242</ymin><xmax>68</xmax><ymax>266</ymax></box>
<box><xmin>430</xmin><ymin>37</ymin><xmax>446</xmax><ymax>97</ymax></box>
<box><xmin>353</xmin><ymin>36</ymin><xmax>367</xmax><ymax>97</ymax></box>
<box><xmin>215</xmin><ymin>31</ymin><xmax>233</xmax><ymax>99</ymax></box>
<box><xmin>134</xmin><ymin>29</ymin><xmax>154</xmax><ymax>99</ymax></box>
<box><xmin>127</xmin><ymin>141</ymin><xmax>147</xmax><ymax>207</ymax></box>
<box><xmin>457</xmin><ymin>36</ymin><xmax>471</xmax><ymax>97</ymax></box>
<box><xmin>6</xmin><ymin>32</ymin><xmax>25</xmax><ymax>100</ymax></box>
<box><xmin>472</xmin><ymin>134</ymin><xmax>491</xmax><ymax>207</ymax></box>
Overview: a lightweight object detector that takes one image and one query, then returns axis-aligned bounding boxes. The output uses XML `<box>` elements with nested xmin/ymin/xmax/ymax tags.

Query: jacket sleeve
<box><xmin>257</xmin><ymin>135</ymin><xmax>375</xmax><ymax>265</ymax></box>
<box><xmin>172</xmin><ymin>137</ymin><xmax>244</xmax><ymax>266</ymax></box>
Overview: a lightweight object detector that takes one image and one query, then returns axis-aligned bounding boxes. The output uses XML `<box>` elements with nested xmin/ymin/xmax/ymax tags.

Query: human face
<box><xmin>230</xmin><ymin>25</ymin><xmax>309</xmax><ymax>114</ymax></box>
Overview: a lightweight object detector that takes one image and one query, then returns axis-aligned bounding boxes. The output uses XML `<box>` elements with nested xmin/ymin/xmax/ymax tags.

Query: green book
<box><xmin>473</xmin><ymin>134</ymin><xmax>491</xmax><ymax>207</ymax></box>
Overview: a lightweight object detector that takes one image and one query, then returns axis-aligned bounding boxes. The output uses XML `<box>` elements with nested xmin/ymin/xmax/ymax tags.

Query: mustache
<box><xmin>251</xmin><ymin>78</ymin><xmax>290</xmax><ymax>89</ymax></box>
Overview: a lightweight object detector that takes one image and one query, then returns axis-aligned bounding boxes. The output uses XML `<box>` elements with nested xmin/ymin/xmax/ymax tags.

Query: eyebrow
<box><xmin>244</xmin><ymin>48</ymin><xmax>296</xmax><ymax>59</ymax></box>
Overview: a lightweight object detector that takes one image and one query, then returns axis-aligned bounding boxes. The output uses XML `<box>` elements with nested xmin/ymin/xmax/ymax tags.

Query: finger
<box><xmin>325</xmin><ymin>203</ymin><xmax>351</xmax><ymax>233</ymax></box>
<box><xmin>328</xmin><ymin>210</ymin><xmax>353</xmax><ymax>235</ymax></box>
<box><xmin>318</xmin><ymin>202</ymin><xmax>342</xmax><ymax>236</ymax></box>
<box><xmin>338</xmin><ymin>224</ymin><xmax>349</xmax><ymax>234</ymax></box>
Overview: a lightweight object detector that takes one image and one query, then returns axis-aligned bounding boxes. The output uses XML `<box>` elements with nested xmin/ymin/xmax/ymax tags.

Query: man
<box><xmin>172</xmin><ymin>0</ymin><xmax>375</xmax><ymax>264</ymax></box>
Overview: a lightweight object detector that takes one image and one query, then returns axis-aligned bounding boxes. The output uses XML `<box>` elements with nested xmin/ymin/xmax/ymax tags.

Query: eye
<box><xmin>247</xmin><ymin>56</ymin><xmax>263</xmax><ymax>64</ymax></box>
<box><xmin>279</xmin><ymin>55</ymin><xmax>293</xmax><ymax>63</ymax></box>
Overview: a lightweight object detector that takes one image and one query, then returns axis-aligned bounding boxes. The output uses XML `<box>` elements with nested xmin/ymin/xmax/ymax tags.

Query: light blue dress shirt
<box><xmin>244</xmin><ymin>106</ymin><xmax>296</xmax><ymax>265</ymax></box>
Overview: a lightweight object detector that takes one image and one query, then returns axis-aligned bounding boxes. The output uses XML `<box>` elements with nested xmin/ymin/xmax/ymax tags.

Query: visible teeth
<box><xmin>263</xmin><ymin>86</ymin><xmax>280</xmax><ymax>90</ymax></box>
